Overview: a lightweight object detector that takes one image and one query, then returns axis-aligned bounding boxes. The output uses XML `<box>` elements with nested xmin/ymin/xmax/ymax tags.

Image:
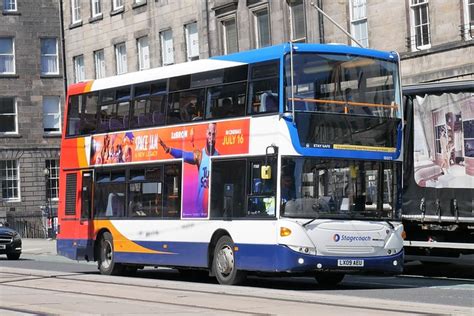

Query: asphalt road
<box><xmin>0</xmin><ymin>239</ymin><xmax>472</xmax><ymax>311</ymax></box>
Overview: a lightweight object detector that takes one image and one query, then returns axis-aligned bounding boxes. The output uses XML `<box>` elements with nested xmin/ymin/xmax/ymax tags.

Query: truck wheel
<box><xmin>315</xmin><ymin>272</ymin><xmax>345</xmax><ymax>287</ymax></box>
<box><xmin>98</xmin><ymin>232</ymin><xmax>124</xmax><ymax>275</ymax></box>
<box><xmin>212</xmin><ymin>236</ymin><xmax>246</xmax><ymax>285</ymax></box>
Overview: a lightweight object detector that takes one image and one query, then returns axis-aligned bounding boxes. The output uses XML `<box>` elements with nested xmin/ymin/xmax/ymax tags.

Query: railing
<box><xmin>6</xmin><ymin>213</ymin><xmax>48</xmax><ymax>239</ymax></box>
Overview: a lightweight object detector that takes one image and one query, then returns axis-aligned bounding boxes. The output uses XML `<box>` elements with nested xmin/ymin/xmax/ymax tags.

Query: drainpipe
<box><xmin>317</xmin><ymin>0</ymin><xmax>325</xmax><ymax>43</ymax></box>
<box><xmin>58</xmin><ymin>0</ymin><xmax>68</xmax><ymax>94</ymax></box>
<box><xmin>205</xmin><ymin>0</ymin><xmax>211</xmax><ymax>57</ymax></box>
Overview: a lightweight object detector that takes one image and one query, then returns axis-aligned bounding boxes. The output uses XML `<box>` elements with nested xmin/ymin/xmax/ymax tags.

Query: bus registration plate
<box><xmin>337</xmin><ymin>259</ymin><xmax>364</xmax><ymax>267</ymax></box>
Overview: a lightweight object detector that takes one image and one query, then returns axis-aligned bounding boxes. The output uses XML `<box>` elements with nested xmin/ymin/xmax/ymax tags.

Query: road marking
<box><xmin>429</xmin><ymin>284</ymin><xmax>474</xmax><ymax>290</ymax></box>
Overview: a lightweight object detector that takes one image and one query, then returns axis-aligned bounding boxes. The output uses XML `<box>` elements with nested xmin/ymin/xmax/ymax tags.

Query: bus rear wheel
<box><xmin>212</xmin><ymin>236</ymin><xmax>246</xmax><ymax>285</ymax></box>
<box><xmin>98</xmin><ymin>232</ymin><xmax>124</xmax><ymax>275</ymax></box>
<box><xmin>315</xmin><ymin>272</ymin><xmax>345</xmax><ymax>287</ymax></box>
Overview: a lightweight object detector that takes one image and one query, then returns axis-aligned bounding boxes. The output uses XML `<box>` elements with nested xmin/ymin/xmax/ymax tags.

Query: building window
<box><xmin>185</xmin><ymin>22</ymin><xmax>199</xmax><ymax>61</ymax></box>
<box><xmin>0</xmin><ymin>37</ymin><xmax>15</xmax><ymax>74</ymax></box>
<box><xmin>1</xmin><ymin>160</ymin><xmax>19</xmax><ymax>200</ymax></box>
<box><xmin>73</xmin><ymin>55</ymin><xmax>85</xmax><ymax>83</ymax></box>
<box><xmin>160</xmin><ymin>29</ymin><xmax>174</xmax><ymax>65</ymax></box>
<box><xmin>463</xmin><ymin>0</ymin><xmax>474</xmax><ymax>39</ymax></box>
<box><xmin>94</xmin><ymin>49</ymin><xmax>106</xmax><ymax>79</ymax></box>
<box><xmin>112</xmin><ymin>0</ymin><xmax>123</xmax><ymax>11</ymax></box>
<box><xmin>252</xmin><ymin>7</ymin><xmax>271</xmax><ymax>48</ymax></box>
<box><xmin>134</xmin><ymin>0</ymin><xmax>146</xmax><ymax>4</ymax></box>
<box><xmin>3</xmin><ymin>0</ymin><xmax>17</xmax><ymax>12</ymax></box>
<box><xmin>115</xmin><ymin>42</ymin><xmax>127</xmax><ymax>74</ymax></box>
<box><xmin>91</xmin><ymin>0</ymin><xmax>102</xmax><ymax>17</ymax></box>
<box><xmin>137</xmin><ymin>36</ymin><xmax>150</xmax><ymax>70</ymax></box>
<box><xmin>0</xmin><ymin>97</ymin><xmax>17</xmax><ymax>134</ymax></box>
<box><xmin>410</xmin><ymin>0</ymin><xmax>431</xmax><ymax>50</ymax></box>
<box><xmin>43</xmin><ymin>96</ymin><xmax>61</xmax><ymax>134</ymax></box>
<box><xmin>71</xmin><ymin>0</ymin><xmax>81</xmax><ymax>23</ymax></box>
<box><xmin>220</xmin><ymin>17</ymin><xmax>238</xmax><ymax>54</ymax></box>
<box><xmin>349</xmin><ymin>0</ymin><xmax>368</xmax><ymax>47</ymax></box>
<box><xmin>41</xmin><ymin>38</ymin><xmax>59</xmax><ymax>75</ymax></box>
<box><xmin>289</xmin><ymin>0</ymin><xmax>306</xmax><ymax>42</ymax></box>
<box><xmin>45</xmin><ymin>159</ymin><xmax>60</xmax><ymax>200</ymax></box>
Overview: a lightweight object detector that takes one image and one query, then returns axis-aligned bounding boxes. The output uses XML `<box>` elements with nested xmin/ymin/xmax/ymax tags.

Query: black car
<box><xmin>0</xmin><ymin>224</ymin><xmax>22</xmax><ymax>260</ymax></box>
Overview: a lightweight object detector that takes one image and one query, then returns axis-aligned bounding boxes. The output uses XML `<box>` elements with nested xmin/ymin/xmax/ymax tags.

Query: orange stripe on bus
<box><xmin>95</xmin><ymin>220</ymin><xmax>176</xmax><ymax>255</ymax></box>
<box><xmin>76</xmin><ymin>138</ymin><xmax>88</xmax><ymax>168</ymax></box>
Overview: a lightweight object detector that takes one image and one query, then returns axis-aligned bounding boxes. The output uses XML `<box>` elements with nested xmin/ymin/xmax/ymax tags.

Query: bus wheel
<box><xmin>212</xmin><ymin>236</ymin><xmax>246</xmax><ymax>285</ymax></box>
<box><xmin>98</xmin><ymin>232</ymin><xmax>124</xmax><ymax>275</ymax></box>
<box><xmin>315</xmin><ymin>272</ymin><xmax>345</xmax><ymax>287</ymax></box>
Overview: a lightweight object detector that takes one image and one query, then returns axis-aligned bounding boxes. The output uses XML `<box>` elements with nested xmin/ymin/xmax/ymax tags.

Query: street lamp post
<box><xmin>43</xmin><ymin>168</ymin><xmax>52</xmax><ymax>239</ymax></box>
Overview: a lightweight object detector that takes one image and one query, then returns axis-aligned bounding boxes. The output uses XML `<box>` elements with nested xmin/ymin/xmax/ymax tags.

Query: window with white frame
<box><xmin>91</xmin><ymin>0</ymin><xmax>102</xmax><ymax>17</ymax></box>
<box><xmin>185</xmin><ymin>22</ymin><xmax>199</xmax><ymax>61</ymax></box>
<box><xmin>73</xmin><ymin>55</ymin><xmax>85</xmax><ymax>82</ymax></box>
<box><xmin>113</xmin><ymin>0</ymin><xmax>124</xmax><ymax>11</ymax></box>
<box><xmin>94</xmin><ymin>49</ymin><xmax>106</xmax><ymax>79</ymax></box>
<box><xmin>1</xmin><ymin>160</ymin><xmax>19</xmax><ymax>200</ymax></box>
<box><xmin>350</xmin><ymin>0</ymin><xmax>368</xmax><ymax>47</ymax></box>
<box><xmin>289</xmin><ymin>0</ymin><xmax>306</xmax><ymax>42</ymax></box>
<box><xmin>137</xmin><ymin>36</ymin><xmax>150</xmax><ymax>70</ymax></box>
<box><xmin>160</xmin><ymin>29</ymin><xmax>174</xmax><ymax>65</ymax></box>
<box><xmin>221</xmin><ymin>17</ymin><xmax>238</xmax><ymax>54</ymax></box>
<box><xmin>464</xmin><ymin>0</ymin><xmax>474</xmax><ymax>39</ymax></box>
<box><xmin>410</xmin><ymin>0</ymin><xmax>431</xmax><ymax>50</ymax></box>
<box><xmin>115</xmin><ymin>42</ymin><xmax>127</xmax><ymax>74</ymax></box>
<box><xmin>0</xmin><ymin>37</ymin><xmax>15</xmax><ymax>74</ymax></box>
<box><xmin>71</xmin><ymin>0</ymin><xmax>81</xmax><ymax>23</ymax></box>
<box><xmin>41</xmin><ymin>38</ymin><xmax>59</xmax><ymax>75</ymax></box>
<box><xmin>0</xmin><ymin>97</ymin><xmax>17</xmax><ymax>133</ymax></box>
<box><xmin>45</xmin><ymin>159</ymin><xmax>59</xmax><ymax>200</ymax></box>
<box><xmin>252</xmin><ymin>7</ymin><xmax>271</xmax><ymax>48</ymax></box>
<box><xmin>43</xmin><ymin>96</ymin><xmax>61</xmax><ymax>134</ymax></box>
<box><xmin>3</xmin><ymin>0</ymin><xmax>17</xmax><ymax>12</ymax></box>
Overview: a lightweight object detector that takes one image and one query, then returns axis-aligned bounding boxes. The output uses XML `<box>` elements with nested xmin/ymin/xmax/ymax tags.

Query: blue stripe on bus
<box><xmin>212</xmin><ymin>43</ymin><xmax>397</xmax><ymax>64</ymax></box>
<box><xmin>283</xmin><ymin>119</ymin><xmax>402</xmax><ymax>160</ymax></box>
<box><xmin>57</xmin><ymin>239</ymin><xmax>403</xmax><ymax>273</ymax></box>
<box><xmin>236</xmin><ymin>244</ymin><xmax>404</xmax><ymax>273</ymax></box>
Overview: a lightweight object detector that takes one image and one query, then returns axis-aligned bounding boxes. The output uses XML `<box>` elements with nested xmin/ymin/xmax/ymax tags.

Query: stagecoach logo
<box><xmin>333</xmin><ymin>234</ymin><xmax>372</xmax><ymax>242</ymax></box>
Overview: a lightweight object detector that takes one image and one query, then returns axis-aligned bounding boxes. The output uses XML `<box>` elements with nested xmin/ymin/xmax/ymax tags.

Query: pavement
<box><xmin>21</xmin><ymin>238</ymin><xmax>57</xmax><ymax>256</ymax></box>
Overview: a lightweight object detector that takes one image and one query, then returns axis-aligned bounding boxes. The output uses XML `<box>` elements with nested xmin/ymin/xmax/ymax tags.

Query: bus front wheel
<box><xmin>212</xmin><ymin>236</ymin><xmax>246</xmax><ymax>285</ymax></box>
<box><xmin>98</xmin><ymin>232</ymin><xmax>124</xmax><ymax>275</ymax></box>
<box><xmin>315</xmin><ymin>272</ymin><xmax>345</xmax><ymax>287</ymax></box>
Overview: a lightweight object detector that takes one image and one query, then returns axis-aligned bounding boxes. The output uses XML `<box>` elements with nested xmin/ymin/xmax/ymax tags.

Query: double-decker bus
<box><xmin>57</xmin><ymin>43</ymin><xmax>405</xmax><ymax>285</ymax></box>
<box><xmin>403</xmin><ymin>80</ymin><xmax>474</xmax><ymax>263</ymax></box>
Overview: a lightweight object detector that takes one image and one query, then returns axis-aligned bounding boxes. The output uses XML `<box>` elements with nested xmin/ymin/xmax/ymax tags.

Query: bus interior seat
<box><xmin>260</xmin><ymin>92</ymin><xmax>278</xmax><ymax>112</ymax></box>
<box><xmin>98</xmin><ymin>120</ymin><xmax>109</xmax><ymax>132</ymax></box>
<box><xmin>105</xmin><ymin>193</ymin><xmax>124</xmax><ymax>217</ymax></box>
<box><xmin>109</xmin><ymin>118</ymin><xmax>123</xmax><ymax>130</ymax></box>
<box><xmin>153</xmin><ymin>111</ymin><xmax>165</xmax><ymax>125</ymax></box>
<box><xmin>138</xmin><ymin>113</ymin><xmax>152</xmax><ymax>127</ymax></box>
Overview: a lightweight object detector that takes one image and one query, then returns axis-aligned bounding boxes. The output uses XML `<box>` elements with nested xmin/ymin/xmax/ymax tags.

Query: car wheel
<box><xmin>7</xmin><ymin>253</ymin><xmax>20</xmax><ymax>260</ymax></box>
<box><xmin>98</xmin><ymin>232</ymin><xmax>124</xmax><ymax>275</ymax></box>
<box><xmin>315</xmin><ymin>272</ymin><xmax>345</xmax><ymax>287</ymax></box>
<box><xmin>212</xmin><ymin>236</ymin><xmax>246</xmax><ymax>285</ymax></box>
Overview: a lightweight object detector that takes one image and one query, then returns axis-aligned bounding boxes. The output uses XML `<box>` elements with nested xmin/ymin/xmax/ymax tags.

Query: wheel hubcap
<box><xmin>102</xmin><ymin>240</ymin><xmax>113</xmax><ymax>269</ymax></box>
<box><xmin>216</xmin><ymin>245</ymin><xmax>234</xmax><ymax>276</ymax></box>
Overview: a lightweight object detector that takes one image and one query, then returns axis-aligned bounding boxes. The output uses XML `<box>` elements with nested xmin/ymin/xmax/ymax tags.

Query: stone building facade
<box><xmin>62</xmin><ymin>0</ymin><xmax>473</xmax><ymax>85</ymax></box>
<box><xmin>0</xmin><ymin>0</ymin><xmax>64</xmax><ymax>237</ymax></box>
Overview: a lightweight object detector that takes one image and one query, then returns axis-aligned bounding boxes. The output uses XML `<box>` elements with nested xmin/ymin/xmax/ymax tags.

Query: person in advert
<box><xmin>159</xmin><ymin>122</ymin><xmax>219</xmax><ymax>214</ymax></box>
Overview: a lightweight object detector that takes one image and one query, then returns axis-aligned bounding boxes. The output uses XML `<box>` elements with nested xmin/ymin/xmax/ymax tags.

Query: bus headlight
<box><xmin>287</xmin><ymin>245</ymin><xmax>316</xmax><ymax>255</ymax></box>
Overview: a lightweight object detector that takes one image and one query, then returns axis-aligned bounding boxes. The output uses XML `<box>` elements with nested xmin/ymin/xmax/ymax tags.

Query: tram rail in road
<box><xmin>1</xmin><ymin>267</ymin><xmax>472</xmax><ymax>316</ymax></box>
